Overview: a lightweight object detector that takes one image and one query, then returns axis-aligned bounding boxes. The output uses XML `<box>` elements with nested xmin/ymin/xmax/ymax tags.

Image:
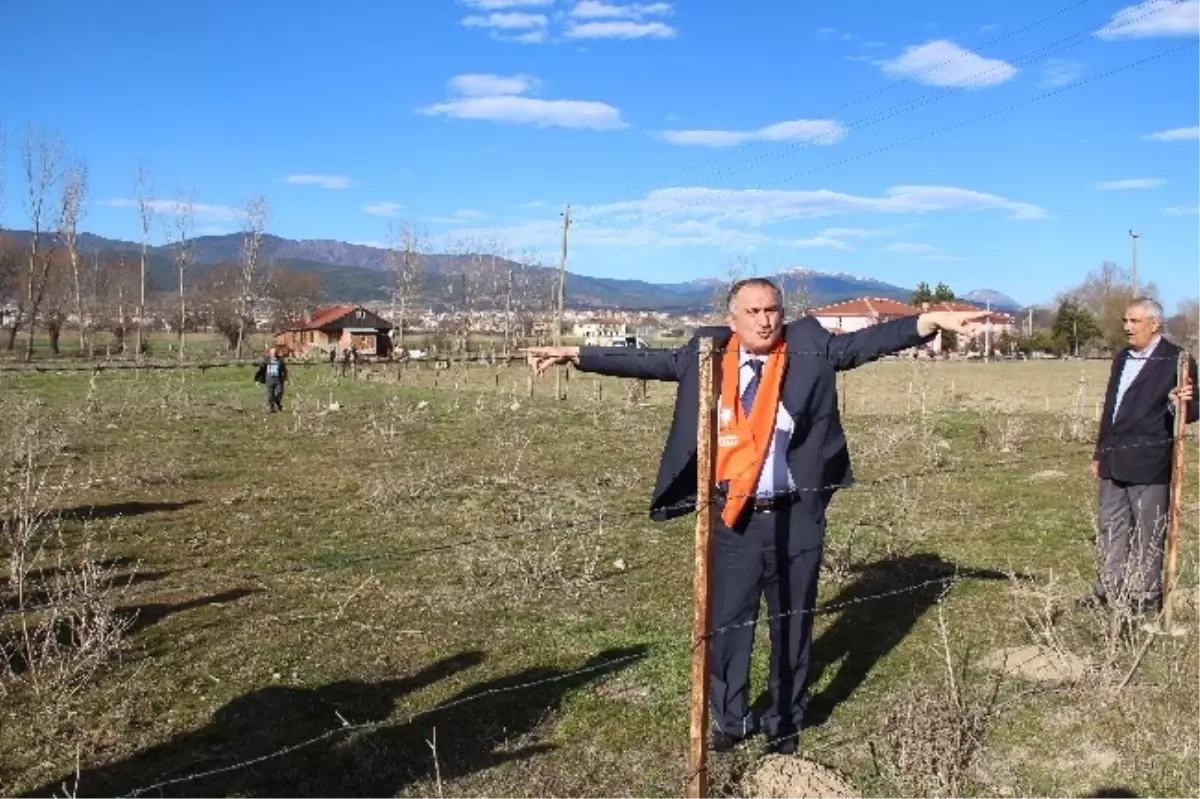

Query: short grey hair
<box><xmin>1129</xmin><ymin>297</ymin><xmax>1164</xmax><ymax>324</ymax></box>
<box><xmin>727</xmin><ymin>277</ymin><xmax>783</xmax><ymax>314</ymax></box>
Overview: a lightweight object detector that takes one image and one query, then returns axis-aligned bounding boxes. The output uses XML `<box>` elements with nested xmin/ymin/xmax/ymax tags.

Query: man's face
<box><xmin>1122</xmin><ymin>304</ymin><xmax>1159</xmax><ymax>350</ymax></box>
<box><xmin>727</xmin><ymin>284</ymin><xmax>783</xmax><ymax>353</ymax></box>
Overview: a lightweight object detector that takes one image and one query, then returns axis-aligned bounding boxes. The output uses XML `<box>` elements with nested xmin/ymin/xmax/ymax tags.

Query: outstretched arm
<box><xmin>818</xmin><ymin>311</ymin><xmax>988</xmax><ymax>371</ymax></box>
<box><xmin>523</xmin><ymin>343</ymin><xmax>690</xmax><ymax>383</ymax></box>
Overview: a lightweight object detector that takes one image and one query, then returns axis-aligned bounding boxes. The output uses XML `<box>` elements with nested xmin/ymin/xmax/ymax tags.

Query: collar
<box><xmin>1129</xmin><ymin>335</ymin><xmax>1162</xmax><ymax>360</ymax></box>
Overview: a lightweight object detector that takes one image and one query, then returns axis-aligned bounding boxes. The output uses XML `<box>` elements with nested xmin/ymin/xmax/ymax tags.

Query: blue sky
<box><xmin>1</xmin><ymin>0</ymin><xmax>1197</xmax><ymax>308</ymax></box>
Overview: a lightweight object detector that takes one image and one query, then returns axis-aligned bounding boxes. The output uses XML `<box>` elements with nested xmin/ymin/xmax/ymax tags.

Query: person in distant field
<box><xmin>523</xmin><ymin>278</ymin><xmax>987</xmax><ymax>756</ymax></box>
<box><xmin>1086</xmin><ymin>297</ymin><xmax>1197</xmax><ymax>616</ymax></box>
<box><xmin>255</xmin><ymin>346</ymin><xmax>289</xmax><ymax>413</ymax></box>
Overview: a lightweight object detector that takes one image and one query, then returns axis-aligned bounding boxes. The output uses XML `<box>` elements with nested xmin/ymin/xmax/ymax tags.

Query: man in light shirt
<box><xmin>1088</xmin><ymin>298</ymin><xmax>1196</xmax><ymax>616</ymax></box>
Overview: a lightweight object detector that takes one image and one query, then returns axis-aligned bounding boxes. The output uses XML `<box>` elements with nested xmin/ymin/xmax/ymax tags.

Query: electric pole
<box><xmin>1129</xmin><ymin>230</ymin><xmax>1139</xmax><ymax>298</ymax></box>
<box><xmin>555</xmin><ymin>203</ymin><xmax>570</xmax><ymax>400</ymax></box>
<box><xmin>984</xmin><ymin>300</ymin><xmax>992</xmax><ymax>363</ymax></box>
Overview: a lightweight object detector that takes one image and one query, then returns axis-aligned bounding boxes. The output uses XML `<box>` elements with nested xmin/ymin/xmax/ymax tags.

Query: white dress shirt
<box><xmin>740</xmin><ymin>349</ymin><xmax>796</xmax><ymax>497</ymax></box>
<box><xmin>1112</xmin><ymin>335</ymin><xmax>1161</xmax><ymax>422</ymax></box>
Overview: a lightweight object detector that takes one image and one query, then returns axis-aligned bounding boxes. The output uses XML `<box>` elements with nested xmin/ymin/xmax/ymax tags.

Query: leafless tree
<box><xmin>58</xmin><ymin>160</ymin><xmax>88</xmax><ymax>353</ymax></box>
<box><xmin>775</xmin><ymin>265</ymin><xmax>811</xmax><ymax>320</ymax></box>
<box><xmin>164</xmin><ymin>189</ymin><xmax>195</xmax><ymax>357</ymax></box>
<box><xmin>134</xmin><ymin>161</ymin><xmax>154</xmax><ymax>356</ymax></box>
<box><xmin>386</xmin><ymin>219</ymin><xmax>426</xmax><ymax>355</ymax></box>
<box><xmin>712</xmin><ymin>254</ymin><xmax>750</xmax><ymax>320</ymax></box>
<box><xmin>1167</xmin><ymin>298</ymin><xmax>1199</xmax><ymax>356</ymax></box>
<box><xmin>235</xmin><ymin>195</ymin><xmax>268</xmax><ymax>358</ymax></box>
<box><xmin>1064</xmin><ymin>261</ymin><xmax>1159</xmax><ymax>352</ymax></box>
<box><xmin>19</xmin><ymin>126</ymin><xmax>64</xmax><ymax>361</ymax></box>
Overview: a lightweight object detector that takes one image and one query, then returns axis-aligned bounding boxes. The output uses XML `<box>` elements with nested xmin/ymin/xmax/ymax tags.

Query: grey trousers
<box><xmin>1095</xmin><ymin>479</ymin><xmax>1170</xmax><ymax>605</ymax></box>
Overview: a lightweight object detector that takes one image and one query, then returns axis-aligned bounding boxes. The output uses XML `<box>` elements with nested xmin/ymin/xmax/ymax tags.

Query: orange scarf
<box><xmin>715</xmin><ymin>335</ymin><xmax>787</xmax><ymax>528</ymax></box>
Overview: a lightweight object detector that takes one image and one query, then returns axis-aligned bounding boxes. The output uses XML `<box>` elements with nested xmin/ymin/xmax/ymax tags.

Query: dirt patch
<box><xmin>980</xmin><ymin>644</ymin><xmax>1087</xmax><ymax>683</ymax></box>
<box><xmin>743</xmin><ymin>755</ymin><xmax>859</xmax><ymax>799</ymax></box>
<box><xmin>1028</xmin><ymin>469</ymin><xmax>1067</xmax><ymax>481</ymax></box>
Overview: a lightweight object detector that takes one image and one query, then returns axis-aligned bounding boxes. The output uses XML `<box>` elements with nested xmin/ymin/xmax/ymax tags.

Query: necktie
<box><xmin>742</xmin><ymin>359</ymin><xmax>762</xmax><ymax>415</ymax></box>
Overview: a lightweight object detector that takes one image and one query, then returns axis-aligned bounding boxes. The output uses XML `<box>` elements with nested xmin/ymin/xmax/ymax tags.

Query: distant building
<box><xmin>573</xmin><ymin>320</ymin><xmax>628</xmax><ymax>344</ymax></box>
<box><xmin>274</xmin><ymin>304</ymin><xmax>393</xmax><ymax>358</ymax></box>
<box><xmin>805</xmin><ymin>297</ymin><xmax>922</xmax><ymax>334</ymax></box>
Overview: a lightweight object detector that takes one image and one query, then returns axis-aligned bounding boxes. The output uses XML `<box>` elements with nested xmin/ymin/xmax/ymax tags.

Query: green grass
<box><xmin>0</xmin><ymin>358</ymin><xmax>1195</xmax><ymax>798</ymax></box>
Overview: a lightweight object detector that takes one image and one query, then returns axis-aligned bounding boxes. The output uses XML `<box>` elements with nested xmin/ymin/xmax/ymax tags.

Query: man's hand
<box><xmin>522</xmin><ymin>346</ymin><xmax>580</xmax><ymax>377</ymax></box>
<box><xmin>1090</xmin><ymin>459</ymin><xmax>1099</xmax><ymax>479</ymax></box>
<box><xmin>916</xmin><ymin>310</ymin><xmax>992</xmax><ymax>338</ymax></box>
<box><xmin>1169</xmin><ymin>377</ymin><xmax>1194</xmax><ymax>407</ymax></box>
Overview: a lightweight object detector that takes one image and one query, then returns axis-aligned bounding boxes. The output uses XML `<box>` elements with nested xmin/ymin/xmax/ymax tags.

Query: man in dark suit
<box><xmin>1088</xmin><ymin>298</ymin><xmax>1196</xmax><ymax>616</ymax></box>
<box><xmin>524</xmin><ymin>279</ymin><xmax>985</xmax><ymax>755</ymax></box>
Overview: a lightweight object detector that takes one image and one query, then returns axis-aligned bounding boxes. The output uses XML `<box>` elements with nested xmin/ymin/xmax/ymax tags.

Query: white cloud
<box><xmin>454</xmin><ymin>208</ymin><xmax>490</xmax><ymax>219</ymax></box>
<box><xmin>461</xmin><ymin>0</ymin><xmax>552</xmax><ymax>8</ymax></box>
<box><xmin>449</xmin><ymin>73</ymin><xmax>539</xmax><ymax>96</ymax></box>
<box><xmin>1096</xmin><ymin>0</ymin><xmax>1199</xmax><ymax>39</ymax></box>
<box><xmin>816</xmin><ymin>227</ymin><xmax>894</xmax><ymax>239</ymax></box>
<box><xmin>1094</xmin><ymin>178</ymin><xmax>1168</xmax><ymax>190</ymax></box>
<box><xmin>921</xmin><ymin>254</ymin><xmax>970</xmax><ymax>262</ymax></box>
<box><xmin>581</xmin><ymin>184</ymin><xmax>1047</xmax><ymax>224</ymax></box>
<box><xmin>882</xmin><ymin>242</ymin><xmax>938</xmax><ymax>253</ymax></box>
<box><xmin>419</xmin><ymin>74</ymin><xmax>626</xmax><ymax>130</ymax></box>
<box><xmin>1039</xmin><ymin>59</ymin><xmax>1084</xmax><ymax>88</ymax></box>
<box><xmin>564</xmin><ymin>20</ymin><xmax>676</xmax><ymax>38</ymax></box>
<box><xmin>817</xmin><ymin>27</ymin><xmax>838</xmax><ymax>37</ymax></box>
<box><xmin>980</xmin><ymin>23</ymin><xmax>1001</xmax><ymax>33</ymax></box>
<box><xmin>197</xmin><ymin>225</ymin><xmax>229</xmax><ymax>236</ymax></box>
<box><xmin>517</xmin><ymin>199</ymin><xmax>548</xmax><ymax>208</ymax></box>
<box><xmin>1164</xmin><ymin>205</ymin><xmax>1200</xmax><ymax>215</ymax></box>
<box><xmin>282</xmin><ymin>173</ymin><xmax>355</xmax><ymax>190</ymax></box>
<box><xmin>880</xmin><ymin>40</ymin><xmax>1017</xmax><ymax>88</ymax></box>
<box><xmin>1143</xmin><ymin>125</ymin><xmax>1200</xmax><ymax>141</ymax></box>
<box><xmin>660</xmin><ymin>118</ymin><xmax>846</xmax><ymax>147</ymax></box>
<box><xmin>361</xmin><ymin>202</ymin><xmax>406</xmax><ymax>217</ymax></box>
<box><xmin>570</xmin><ymin>1</ymin><xmax>672</xmax><ymax>19</ymax></box>
<box><xmin>462</xmin><ymin>11</ymin><xmax>547</xmax><ymax>30</ymax></box>
<box><xmin>100</xmin><ymin>197</ymin><xmax>243</xmax><ymax>221</ymax></box>
<box><xmin>435</xmin><ymin>184</ymin><xmax>1040</xmax><ymax>254</ymax></box>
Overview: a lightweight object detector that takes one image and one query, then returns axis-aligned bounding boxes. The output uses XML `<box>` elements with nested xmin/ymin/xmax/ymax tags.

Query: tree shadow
<box><xmin>116</xmin><ymin>587</ymin><xmax>265</xmax><ymax>637</ymax></box>
<box><xmin>1086</xmin><ymin>789</ymin><xmax>1139</xmax><ymax>798</ymax></box>
<box><xmin>51</xmin><ymin>500</ymin><xmax>202</xmax><ymax>523</ymax></box>
<box><xmin>25</xmin><ymin>644</ymin><xmax>649</xmax><ymax>798</ymax></box>
<box><xmin>757</xmin><ymin>552</ymin><xmax>1011</xmax><ymax>729</ymax></box>
<box><xmin>1</xmin><ymin>569</ymin><xmax>174</xmax><ymax>616</ymax></box>
<box><xmin>2</xmin><ymin>586</ymin><xmax>259</xmax><ymax>676</ymax></box>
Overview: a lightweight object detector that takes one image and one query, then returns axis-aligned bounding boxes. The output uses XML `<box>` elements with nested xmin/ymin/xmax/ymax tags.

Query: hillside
<box><xmin>0</xmin><ymin>229</ymin><xmax>1015</xmax><ymax>311</ymax></box>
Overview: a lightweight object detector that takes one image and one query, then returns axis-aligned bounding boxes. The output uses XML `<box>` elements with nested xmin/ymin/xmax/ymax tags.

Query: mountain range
<box><xmin>1</xmin><ymin>230</ymin><xmax>1022</xmax><ymax>312</ymax></box>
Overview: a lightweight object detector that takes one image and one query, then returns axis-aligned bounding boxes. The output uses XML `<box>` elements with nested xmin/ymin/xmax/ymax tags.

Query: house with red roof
<box><xmin>273</xmin><ymin>304</ymin><xmax>393</xmax><ymax>358</ymax></box>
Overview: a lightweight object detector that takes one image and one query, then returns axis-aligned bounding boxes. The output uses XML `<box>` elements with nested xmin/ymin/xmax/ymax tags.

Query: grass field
<box><xmin>1</xmin><ymin>356</ymin><xmax>1196</xmax><ymax>798</ymax></box>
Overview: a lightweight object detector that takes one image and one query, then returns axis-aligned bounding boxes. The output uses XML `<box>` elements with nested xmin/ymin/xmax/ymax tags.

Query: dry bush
<box><xmin>454</xmin><ymin>526</ymin><xmax>604</xmax><ymax>605</ymax></box>
<box><xmin>870</xmin><ymin>608</ymin><xmax>1003</xmax><ymax>798</ymax></box>
<box><xmin>0</xmin><ymin>399</ymin><xmax>133</xmax><ymax>704</ymax></box>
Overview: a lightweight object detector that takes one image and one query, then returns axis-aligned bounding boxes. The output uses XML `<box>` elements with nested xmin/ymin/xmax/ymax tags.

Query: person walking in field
<box><xmin>1086</xmin><ymin>297</ymin><xmax>1196</xmax><ymax>617</ymax></box>
<box><xmin>255</xmin><ymin>346</ymin><xmax>289</xmax><ymax>413</ymax></box>
<box><xmin>523</xmin><ymin>278</ymin><xmax>987</xmax><ymax>756</ymax></box>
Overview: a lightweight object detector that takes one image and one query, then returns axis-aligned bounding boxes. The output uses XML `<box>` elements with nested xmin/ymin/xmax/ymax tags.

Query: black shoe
<box><xmin>767</xmin><ymin>733</ymin><xmax>798</xmax><ymax>755</ymax></box>
<box><xmin>710</xmin><ymin>729</ymin><xmax>746</xmax><ymax>753</ymax></box>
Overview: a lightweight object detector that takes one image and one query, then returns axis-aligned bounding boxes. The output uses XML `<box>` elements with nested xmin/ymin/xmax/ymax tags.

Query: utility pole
<box><xmin>1129</xmin><ymin>230</ymin><xmax>1140</xmax><ymax>298</ymax></box>
<box><xmin>984</xmin><ymin>300</ymin><xmax>992</xmax><ymax>363</ymax></box>
<box><xmin>555</xmin><ymin>203</ymin><xmax>571</xmax><ymax>400</ymax></box>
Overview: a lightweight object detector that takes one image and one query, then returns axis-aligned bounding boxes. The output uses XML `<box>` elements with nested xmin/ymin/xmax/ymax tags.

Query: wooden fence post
<box><xmin>688</xmin><ymin>337</ymin><xmax>718</xmax><ymax>799</ymax></box>
<box><xmin>1162</xmin><ymin>351</ymin><xmax>1190</xmax><ymax>633</ymax></box>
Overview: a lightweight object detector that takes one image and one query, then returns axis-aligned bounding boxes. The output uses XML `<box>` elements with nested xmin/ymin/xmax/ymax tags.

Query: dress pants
<box><xmin>708</xmin><ymin>497</ymin><xmax>824</xmax><ymax>739</ymax></box>
<box><xmin>1095</xmin><ymin>478</ymin><xmax>1170</xmax><ymax>606</ymax></box>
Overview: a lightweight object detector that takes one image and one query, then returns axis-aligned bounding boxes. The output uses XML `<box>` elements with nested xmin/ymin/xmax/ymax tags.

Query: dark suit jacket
<box><xmin>577</xmin><ymin>315</ymin><xmax>934</xmax><ymax>536</ymax></box>
<box><xmin>1094</xmin><ymin>337</ymin><xmax>1198</xmax><ymax>485</ymax></box>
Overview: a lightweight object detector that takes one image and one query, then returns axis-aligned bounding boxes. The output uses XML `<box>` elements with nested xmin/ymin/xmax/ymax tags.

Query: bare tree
<box><xmin>58</xmin><ymin>160</ymin><xmax>88</xmax><ymax>353</ymax></box>
<box><xmin>134</xmin><ymin>162</ymin><xmax>154</xmax><ymax>356</ymax></box>
<box><xmin>774</xmin><ymin>265</ymin><xmax>811</xmax><ymax>320</ymax></box>
<box><xmin>1066</xmin><ymin>261</ymin><xmax>1159</xmax><ymax>352</ymax></box>
<box><xmin>19</xmin><ymin>126</ymin><xmax>64</xmax><ymax>361</ymax></box>
<box><xmin>385</xmin><ymin>219</ymin><xmax>425</xmax><ymax>356</ymax></box>
<box><xmin>235</xmin><ymin>195</ymin><xmax>268</xmax><ymax>358</ymax></box>
<box><xmin>164</xmin><ymin>189</ymin><xmax>195</xmax><ymax>357</ymax></box>
<box><xmin>712</xmin><ymin>254</ymin><xmax>750</xmax><ymax>320</ymax></box>
<box><xmin>1167</xmin><ymin>298</ymin><xmax>1199</xmax><ymax>356</ymax></box>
